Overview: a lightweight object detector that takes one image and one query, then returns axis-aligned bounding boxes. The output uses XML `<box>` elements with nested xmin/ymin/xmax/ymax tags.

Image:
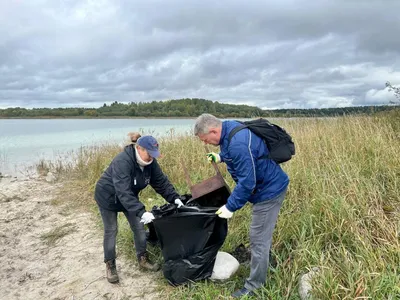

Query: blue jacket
<box><xmin>219</xmin><ymin>121</ymin><xmax>289</xmax><ymax>212</ymax></box>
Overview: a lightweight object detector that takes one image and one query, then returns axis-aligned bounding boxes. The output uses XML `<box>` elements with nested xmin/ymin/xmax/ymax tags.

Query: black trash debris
<box><xmin>229</xmin><ymin>243</ymin><xmax>278</xmax><ymax>269</ymax></box>
<box><xmin>230</xmin><ymin>243</ymin><xmax>251</xmax><ymax>264</ymax></box>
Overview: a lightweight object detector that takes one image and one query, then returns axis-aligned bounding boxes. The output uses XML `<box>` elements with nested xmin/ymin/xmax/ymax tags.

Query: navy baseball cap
<box><xmin>137</xmin><ymin>136</ymin><xmax>160</xmax><ymax>158</ymax></box>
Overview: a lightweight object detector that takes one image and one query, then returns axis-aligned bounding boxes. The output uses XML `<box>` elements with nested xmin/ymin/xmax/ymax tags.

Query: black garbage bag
<box><xmin>163</xmin><ymin>242</ymin><xmax>223</xmax><ymax>286</ymax></box>
<box><xmin>151</xmin><ymin>204</ymin><xmax>228</xmax><ymax>286</ymax></box>
<box><xmin>146</xmin><ymin>223</ymin><xmax>159</xmax><ymax>246</ymax></box>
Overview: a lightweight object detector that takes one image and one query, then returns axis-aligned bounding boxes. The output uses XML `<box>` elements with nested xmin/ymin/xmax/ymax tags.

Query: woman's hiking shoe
<box><xmin>105</xmin><ymin>259</ymin><xmax>119</xmax><ymax>283</ymax></box>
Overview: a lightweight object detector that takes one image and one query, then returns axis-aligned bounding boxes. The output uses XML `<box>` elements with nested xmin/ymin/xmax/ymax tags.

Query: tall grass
<box><xmin>61</xmin><ymin>114</ymin><xmax>399</xmax><ymax>299</ymax></box>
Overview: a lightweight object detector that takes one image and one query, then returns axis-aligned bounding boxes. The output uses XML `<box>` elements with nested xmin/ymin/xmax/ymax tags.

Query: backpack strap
<box><xmin>227</xmin><ymin>123</ymin><xmax>270</xmax><ymax>160</ymax></box>
<box><xmin>227</xmin><ymin>123</ymin><xmax>267</xmax><ymax>192</ymax></box>
<box><xmin>227</xmin><ymin>124</ymin><xmax>247</xmax><ymax>146</ymax></box>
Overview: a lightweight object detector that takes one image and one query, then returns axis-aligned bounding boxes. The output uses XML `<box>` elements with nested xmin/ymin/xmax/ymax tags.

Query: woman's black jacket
<box><xmin>94</xmin><ymin>144</ymin><xmax>180</xmax><ymax>217</ymax></box>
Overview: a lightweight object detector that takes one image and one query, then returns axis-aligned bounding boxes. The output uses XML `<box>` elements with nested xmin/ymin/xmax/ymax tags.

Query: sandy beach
<box><xmin>0</xmin><ymin>176</ymin><xmax>161</xmax><ymax>300</ymax></box>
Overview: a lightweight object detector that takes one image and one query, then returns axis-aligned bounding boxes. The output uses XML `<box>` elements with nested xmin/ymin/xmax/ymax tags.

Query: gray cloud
<box><xmin>0</xmin><ymin>0</ymin><xmax>400</xmax><ymax>109</ymax></box>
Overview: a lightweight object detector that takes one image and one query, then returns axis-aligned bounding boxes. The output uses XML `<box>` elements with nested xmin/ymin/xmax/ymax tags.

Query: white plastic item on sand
<box><xmin>45</xmin><ymin>172</ymin><xmax>57</xmax><ymax>183</ymax></box>
<box><xmin>210</xmin><ymin>251</ymin><xmax>240</xmax><ymax>281</ymax></box>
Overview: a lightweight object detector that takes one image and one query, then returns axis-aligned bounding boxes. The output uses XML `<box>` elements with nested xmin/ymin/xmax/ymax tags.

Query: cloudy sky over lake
<box><xmin>1</xmin><ymin>0</ymin><xmax>399</xmax><ymax>109</ymax></box>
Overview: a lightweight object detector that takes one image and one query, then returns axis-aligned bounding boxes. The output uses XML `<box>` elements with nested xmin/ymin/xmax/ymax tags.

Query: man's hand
<box><xmin>206</xmin><ymin>152</ymin><xmax>221</xmax><ymax>163</ymax></box>
<box><xmin>174</xmin><ymin>198</ymin><xmax>184</xmax><ymax>208</ymax></box>
<box><xmin>140</xmin><ymin>212</ymin><xmax>155</xmax><ymax>224</ymax></box>
<box><xmin>216</xmin><ymin>205</ymin><xmax>233</xmax><ymax>219</ymax></box>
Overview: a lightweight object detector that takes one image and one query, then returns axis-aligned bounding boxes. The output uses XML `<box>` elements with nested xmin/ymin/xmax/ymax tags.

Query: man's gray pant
<box><xmin>244</xmin><ymin>188</ymin><xmax>287</xmax><ymax>291</ymax></box>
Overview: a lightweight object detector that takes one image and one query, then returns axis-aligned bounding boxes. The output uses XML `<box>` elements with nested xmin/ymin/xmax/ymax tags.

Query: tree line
<box><xmin>0</xmin><ymin>98</ymin><xmax>397</xmax><ymax>118</ymax></box>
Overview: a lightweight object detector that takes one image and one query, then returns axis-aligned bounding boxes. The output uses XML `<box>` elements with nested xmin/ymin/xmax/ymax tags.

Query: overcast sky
<box><xmin>1</xmin><ymin>0</ymin><xmax>399</xmax><ymax>109</ymax></box>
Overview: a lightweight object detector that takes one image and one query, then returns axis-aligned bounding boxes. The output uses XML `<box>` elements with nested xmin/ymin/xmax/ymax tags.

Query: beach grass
<box><xmin>55</xmin><ymin>112</ymin><xmax>399</xmax><ymax>299</ymax></box>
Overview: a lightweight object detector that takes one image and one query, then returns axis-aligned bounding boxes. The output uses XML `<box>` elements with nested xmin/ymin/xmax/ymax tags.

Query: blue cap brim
<box><xmin>147</xmin><ymin>149</ymin><xmax>160</xmax><ymax>158</ymax></box>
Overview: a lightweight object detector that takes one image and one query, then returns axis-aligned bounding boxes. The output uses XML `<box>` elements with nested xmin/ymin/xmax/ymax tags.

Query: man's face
<box><xmin>197</xmin><ymin>128</ymin><xmax>220</xmax><ymax>146</ymax></box>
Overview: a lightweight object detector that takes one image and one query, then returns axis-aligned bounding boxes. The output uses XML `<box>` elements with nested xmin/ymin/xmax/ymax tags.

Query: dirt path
<box><xmin>0</xmin><ymin>177</ymin><xmax>161</xmax><ymax>300</ymax></box>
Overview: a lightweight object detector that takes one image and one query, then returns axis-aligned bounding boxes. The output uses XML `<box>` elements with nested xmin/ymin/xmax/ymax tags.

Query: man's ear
<box><xmin>209</xmin><ymin>128</ymin><xmax>218</xmax><ymax>134</ymax></box>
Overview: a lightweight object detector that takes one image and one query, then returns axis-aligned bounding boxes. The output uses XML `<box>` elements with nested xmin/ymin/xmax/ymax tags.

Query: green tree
<box><xmin>84</xmin><ymin>110</ymin><xmax>98</xmax><ymax>117</ymax></box>
<box><xmin>125</xmin><ymin>107</ymin><xmax>136</xmax><ymax>116</ymax></box>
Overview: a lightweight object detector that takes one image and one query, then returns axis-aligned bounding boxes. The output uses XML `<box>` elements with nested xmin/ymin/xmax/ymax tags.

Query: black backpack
<box><xmin>227</xmin><ymin>118</ymin><xmax>295</xmax><ymax>164</ymax></box>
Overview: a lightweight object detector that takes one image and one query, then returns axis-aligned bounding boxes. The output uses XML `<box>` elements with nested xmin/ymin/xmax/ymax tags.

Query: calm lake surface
<box><xmin>0</xmin><ymin>118</ymin><xmax>196</xmax><ymax>176</ymax></box>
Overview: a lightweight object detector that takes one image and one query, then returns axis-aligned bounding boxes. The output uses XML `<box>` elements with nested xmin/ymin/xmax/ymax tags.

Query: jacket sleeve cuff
<box><xmin>225</xmin><ymin>202</ymin><xmax>235</xmax><ymax>212</ymax></box>
<box><xmin>136</xmin><ymin>207</ymin><xmax>146</xmax><ymax>218</ymax></box>
<box><xmin>166</xmin><ymin>192</ymin><xmax>180</xmax><ymax>203</ymax></box>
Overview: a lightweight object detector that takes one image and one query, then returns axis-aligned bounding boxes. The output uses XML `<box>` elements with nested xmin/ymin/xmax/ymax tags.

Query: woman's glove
<box><xmin>206</xmin><ymin>152</ymin><xmax>221</xmax><ymax>163</ymax></box>
<box><xmin>140</xmin><ymin>212</ymin><xmax>155</xmax><ymax>224</ymax></box>
<box><xmin>174</xmin><ymin>199</ymin><xmax>184</xmax><ymax>208</ymax></box>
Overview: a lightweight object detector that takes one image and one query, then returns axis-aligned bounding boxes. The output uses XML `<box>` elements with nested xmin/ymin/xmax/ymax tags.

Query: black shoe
<box><xmin>231</xmin><ymin>287</ymin><xmax>255</xmax><ymax>298</ymax></box>
<box><xmin>105</xmin><ymin>259</ymin><xmax>119</xmax><ymax>283</ymax></box>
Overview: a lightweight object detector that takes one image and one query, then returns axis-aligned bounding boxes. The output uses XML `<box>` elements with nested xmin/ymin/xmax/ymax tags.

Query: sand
<box><xmin>0</xmin><ymin>176</ymin><xmax>161</xmax><ymax>300</ymax></box>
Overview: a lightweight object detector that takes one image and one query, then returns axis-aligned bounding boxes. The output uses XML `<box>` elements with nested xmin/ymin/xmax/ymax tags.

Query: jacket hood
<box><xmin>124</xmin><ymin>144</ymin><xmax>138</xmax><ymax>165</ymax></box>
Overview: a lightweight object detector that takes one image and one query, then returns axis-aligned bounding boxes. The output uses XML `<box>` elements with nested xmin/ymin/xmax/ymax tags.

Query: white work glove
<box><xmin>216</xmin><ymin>205</ymin><xmax>233</xmax><ymax>219</ymax></box>
<box><xmin>140</xmin><ymin>212</ymin><xmax>155</xmax><ymax>224</ymax></box>
<box><xmin>174</xmin><ymin>198</ymin><xmax>184</xmax><ymax>208</ymax></box>
<box><xmin>206</xmin><ymin>152</ymin><xmax>221</xmax><ymax>163</ymax></box>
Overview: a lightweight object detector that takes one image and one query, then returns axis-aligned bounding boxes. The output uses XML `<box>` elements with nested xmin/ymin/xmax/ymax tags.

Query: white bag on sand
<box><xmin>211</xmin><ymin>251</ymin><xmax>240</xmax><ymax>281</ymax></box>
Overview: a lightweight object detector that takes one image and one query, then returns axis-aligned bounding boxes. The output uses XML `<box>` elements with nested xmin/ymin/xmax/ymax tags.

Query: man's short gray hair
<box><xmin>194</xmin><ymin>113</ymin><xmax>222</xmax><ymax>136</ymax></box>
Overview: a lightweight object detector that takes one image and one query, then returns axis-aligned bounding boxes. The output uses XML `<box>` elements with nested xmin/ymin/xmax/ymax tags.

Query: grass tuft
<box><xmin>40</xmin><ymin>223</ymin><xmax>77</xmax><ymax>247</ymax></box>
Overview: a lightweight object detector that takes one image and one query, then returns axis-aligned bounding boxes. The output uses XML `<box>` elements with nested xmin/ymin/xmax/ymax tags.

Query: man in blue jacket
<box><xmin>194</xmin><ymin>114</ymin><xmax>289</xmax><ymax>298</ymax></box>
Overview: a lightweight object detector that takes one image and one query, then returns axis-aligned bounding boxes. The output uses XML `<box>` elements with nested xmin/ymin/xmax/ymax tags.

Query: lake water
<box><xmin>0</xmin><ymin>118</ymin><xmax>196</xmax><ymax>176</ymax></box>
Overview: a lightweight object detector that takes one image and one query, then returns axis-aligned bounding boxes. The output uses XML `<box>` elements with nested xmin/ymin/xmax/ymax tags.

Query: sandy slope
<box><xmin>0</xmin><ymin>176</ymin><xmax>161</xmax><ymax>300</ymax></box>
